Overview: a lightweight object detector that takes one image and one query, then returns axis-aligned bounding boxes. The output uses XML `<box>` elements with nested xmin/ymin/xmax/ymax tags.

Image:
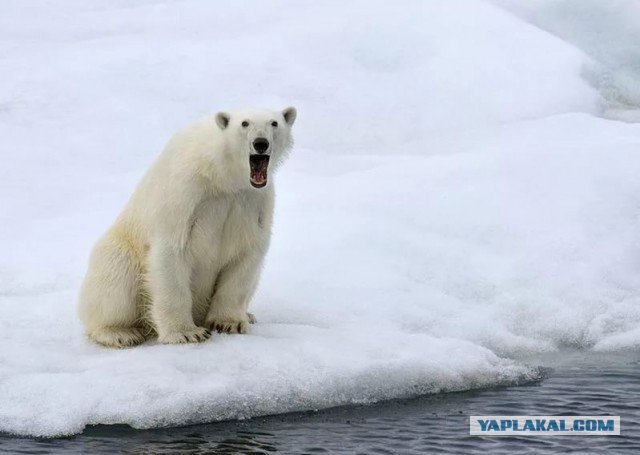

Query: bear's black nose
<box><xmin>252</xmin><ymin>138</ymin><xmax>270</xmax><ymax>154</ymax></box>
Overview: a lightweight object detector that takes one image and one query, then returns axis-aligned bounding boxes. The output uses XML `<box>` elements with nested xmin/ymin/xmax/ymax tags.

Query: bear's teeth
<box><xmin>249</xmin><ymin>155</ymin><xmax>269</xmax><ymax>187</ymax></box>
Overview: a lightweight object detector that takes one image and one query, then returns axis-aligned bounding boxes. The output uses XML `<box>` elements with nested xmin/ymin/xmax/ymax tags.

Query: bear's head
<box><xmin>215</xmin><ymin>107</ymin><xmax>297</xmax><ymax>189</ymax></box>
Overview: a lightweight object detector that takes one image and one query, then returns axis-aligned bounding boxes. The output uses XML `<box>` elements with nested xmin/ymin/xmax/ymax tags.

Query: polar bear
<box><xmin>78</xmin><ymin>107</ymin><xmax>297</xmax><ymax>348</ymax></box>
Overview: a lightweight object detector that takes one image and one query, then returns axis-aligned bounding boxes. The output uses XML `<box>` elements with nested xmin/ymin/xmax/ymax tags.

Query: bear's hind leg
<box><xmin>79</xmin><ymin>231</ymin><xmax>147</xmax><ymax>348</ymax></box>
<box><xmin>88</xmin><ymin>327</ymin><xmax>146</xmax><ymax>348</ymax></box>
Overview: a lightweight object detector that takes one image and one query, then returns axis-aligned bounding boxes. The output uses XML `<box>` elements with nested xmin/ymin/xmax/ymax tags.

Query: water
<box><xmin>1</xmin><ymin>351</ymin><xmax>638</xmax><ymax>454</ymax></box>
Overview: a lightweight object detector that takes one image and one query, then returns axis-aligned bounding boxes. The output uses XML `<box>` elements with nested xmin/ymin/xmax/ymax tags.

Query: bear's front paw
<box><xmin>206</xmin><ymin>317</ymin><xmax>250</xmax><ymax>334</ymax></box>
<box><xmin>158</xmin><ymin>326</ymin><xmax>211</xmax><ymax>344</ymax></box>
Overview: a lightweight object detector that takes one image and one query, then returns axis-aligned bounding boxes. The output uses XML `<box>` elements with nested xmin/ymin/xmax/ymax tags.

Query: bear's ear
<box><xmin>282</xmin><ymin>106</ymin><xmax>297</xmax><ymax>126</ymax></box>
<box><xmin>215</xmin><ymin>112</ymin><xmax>231</xmax><ymax>130</ymax></box>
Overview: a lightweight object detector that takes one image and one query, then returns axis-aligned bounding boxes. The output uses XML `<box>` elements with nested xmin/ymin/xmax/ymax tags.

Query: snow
<box><xmin>493</xmin><ymin>0</ymin><xmax>640</xmax><ymax>110</ymax></box>
<box><xmin>1</xmin><ymin>0</ymin><xmax>640</xmax><ymax>437</ymax></box>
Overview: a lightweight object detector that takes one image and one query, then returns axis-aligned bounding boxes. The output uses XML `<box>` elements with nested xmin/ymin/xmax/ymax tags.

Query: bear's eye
<box><xmin>271</xmin><ymin>121</ymin><xmax>278</xmax><ymax>127</ymax></box>
<box><xmin>241</xmin><ymin>120</ymin><xmax>249</xmax><ymax>128</ymax></box>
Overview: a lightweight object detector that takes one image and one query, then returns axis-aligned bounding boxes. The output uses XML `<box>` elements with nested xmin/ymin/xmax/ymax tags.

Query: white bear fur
<box><xmin>78</xmin><ymin>107</ymin><xmax>296</xmax><ymax>348</ymax></box>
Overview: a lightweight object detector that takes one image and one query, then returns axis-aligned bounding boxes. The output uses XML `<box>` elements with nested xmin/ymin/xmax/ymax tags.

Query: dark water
<box><xmin>2</xmin><ymin>352</ymin><xmax>638</xmax><ymax>454</ymax></box>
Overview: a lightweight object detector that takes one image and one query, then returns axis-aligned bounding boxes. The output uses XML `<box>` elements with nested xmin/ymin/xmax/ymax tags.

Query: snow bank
<box><xmin>1</xmin><ymin>0</ymin><xmax>639</xmax><ymax>437</ymax></box>
<box><xmin>493</xmin><ymin>0</ymin><xmax>640</xmax><ymax>110</ymax></box>
<box><xmin>267</xmin><ymin>114</ymin><xmax>640</xmax><ymax>358</ymax></box>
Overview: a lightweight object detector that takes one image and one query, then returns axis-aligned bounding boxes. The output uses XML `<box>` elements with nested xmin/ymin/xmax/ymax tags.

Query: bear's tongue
<box><xmin>249</xmin><ymin>155</ymin><xmax>269</xmax><ymax>188</ymax></box>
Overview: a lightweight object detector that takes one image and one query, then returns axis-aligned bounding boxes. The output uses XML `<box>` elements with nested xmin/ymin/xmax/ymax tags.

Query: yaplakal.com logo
<box><xmin>470</xmin><ymin>416</ymin><xmax>620</xmax><ymax>436</ymax></box>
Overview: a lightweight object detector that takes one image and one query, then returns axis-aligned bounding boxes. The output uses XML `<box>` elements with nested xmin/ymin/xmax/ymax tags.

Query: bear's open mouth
<box><xmin>249</xmin><ymin>155</ymin><xmax>269</xmax><ymax>188</ymax></box>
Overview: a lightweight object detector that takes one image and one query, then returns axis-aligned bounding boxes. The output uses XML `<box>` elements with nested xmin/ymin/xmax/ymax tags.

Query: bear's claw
<box><xmin>158</xmin><ymin>326</ymin><xmax>211</xmax><ymax>344</ymax></box>
<box><xmin>89</xmin><ymin>327</ymin><xmax>146</xmax><ymax>349</ymax></box>
<box><xmin>207</xmin><ymin>320</ymin><xmax>249</xmax><ymax>334</ymax></box>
